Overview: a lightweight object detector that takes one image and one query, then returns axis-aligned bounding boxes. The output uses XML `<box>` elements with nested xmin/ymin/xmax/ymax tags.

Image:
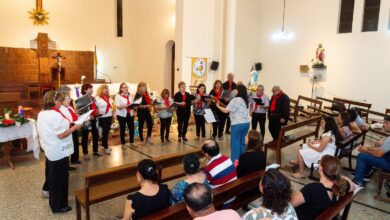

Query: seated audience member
<box><xmin>347</xmin><ymin>109</ymin><xmax>369</xmax><ymax>130</ymax></box>
<box><xmin>202</xmin><ymin>140</ymin><xmax>237</xmax><ymax>188</ymax></box>
<box><xmin>292</xmin><ymin>117</ymin><xmax>343</xmax><ymax>179</ymax></box>
<box><xmin>243</xmin><ymin>169</ymin><xmax>297</xmax><ymax>220</ymax></box>
<box><xmin>292</xmin><ymin>155</ymin><xmax>355</xmax><ymax>220</ymax></box>
<box><xmin>236</xmin><ymin>130</ymin><xmax>266</xmax><ymax>178</ymax></box>
<box><xmin>171</xmin><ymin>153</ymin><xmax>208</xmax><ymax>204</ymax></box>
<box><xmin>122</xmin><ymin>159</ymin><xmax>171</xmax><ymax>220</ymax></box>
<box><xmin>184</xmin><ymin>183</ymin><xmax>241</xmax><ymax>220</ymax></box>
<box><xmin>353</xmin><ymin>116</ymin><xmax>390</xmax><ymax>186</ymax></box>
<box><xmin>338</xmin><ymin>112</ymin><xmax>354</xmax><ymax>138</ymax></box>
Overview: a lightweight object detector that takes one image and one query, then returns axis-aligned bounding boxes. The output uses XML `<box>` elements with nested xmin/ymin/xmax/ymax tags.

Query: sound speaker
<box><xmin>255</xmin><ymin>62</ymin><xmax>262</xmax><ymax>71</ymax></box>
<box><xmin>210</xmin><ymin>61</ymin><xmax>219</xmax><ymax>71</ymax></box>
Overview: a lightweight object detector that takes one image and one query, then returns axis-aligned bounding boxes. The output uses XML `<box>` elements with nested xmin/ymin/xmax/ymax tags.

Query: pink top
<box><xmin>194</xmin><ymin>210</ymin><xmax>241</xmax><ymax>220</ymax></box>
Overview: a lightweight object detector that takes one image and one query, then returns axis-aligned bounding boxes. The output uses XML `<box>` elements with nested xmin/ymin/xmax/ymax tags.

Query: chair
<box><xmin>26</xmin><ymin>86</ymin><xmax>41</xmax><ymax>100</ymax></box>
<box><xmin>375</xmin><ymin>170</ymin><xmax>390</xmax><ymax>203</ymax></box>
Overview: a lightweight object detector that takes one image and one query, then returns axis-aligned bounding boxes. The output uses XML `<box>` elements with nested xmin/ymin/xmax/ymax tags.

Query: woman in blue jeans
<box><xmin>217</xmin><ymin>85</ymin><xmax>250</xmax><ymax>163</ymax></box>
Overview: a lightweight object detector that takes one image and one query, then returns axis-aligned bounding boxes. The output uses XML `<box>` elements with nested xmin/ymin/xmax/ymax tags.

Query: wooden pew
<box><xmin>75</xmin><ymin>149</ymin><xmax>204</xmax><ymax>220</ymax></box>
<box><xmin>333</xmin><ymin>97</ymin><xmax>371</xmax><ymax>123</ymax></box>
<box><xmin>315</xmin><ymin>191</ymin><xmax>358</xmax><ymax>220</ymax></box>
<box><xmin>289</xmin><ymin>98</ymin><xmax>298</xmax><ymax>121</ymax></box>
<box><xmin>365</xmin><ymin>108</ymin><xmax>389</xmax><ymax>124</ymax></box>
<box><xmin>294</xmin><ymin>95</ymin><xmax>322</xmax><ymax>122</ymax></box>
<box><xmin>316</xmin><ymin>97</ymin><xmax>341</xmax><ymax>117</ymax></box>
<box><xmin>265</xmin><ymin>116</ymin><xmax>322</xmax><ymax>164</ymax></box>
<box><xmin>140</xmin><ymin>170</ymin><xmax>265</xmax><ymax>220</ymax></box>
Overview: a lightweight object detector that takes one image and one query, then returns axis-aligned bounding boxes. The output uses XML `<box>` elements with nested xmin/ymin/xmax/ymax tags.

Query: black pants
<box><xmin>268</xmin><ymin>115</ymin><xmax>284</xmax><ymax>140</ymax></box>
<box><xmin>138</xmin><ymin>111</ymin><xmax>153</xmax><ymax>141</ymax></box>
<box><xmin>194</xmin><ymin>114</ymin><xmax>206</xmax><ymax>138</ymax></box>
<box><xmin>177</xmin><ymin>111</ymin><xmax>190</xmax><ymax>138</ymax></box>
<box><xmin>47</xmin><ymin>157</ymin><xmax>69</xmax><ymax>212</ymax></box>
<box><xmin>160</xmin><ymin>117</ymin><xmax>172</xmax><ymax>140</ymax></box>
<box><xmin>226</xmin><ymin>117</ymin><xmax>231</xmax><ymax>133</ymax></box>
<box><xmin>42</xmin><ymin>157</ymin><xmax>49</xmax><ymax>192</ymax></box>
<box><xmin>98</xmin><ymin>116</ymin><xmax>112</xmax><ymax>148</ymax></box>
<box><xmin>212</xmin><ymin>111</ymin><xmax>227</xmax><ymax>138</ymax></box>
<box><xmin>70</xmin><ymin>130</ymin><xmax>80</xmax><ymax>162</ymax></box>
<box><xmin>252</xmin><ymin>113</ymin><xmax>266</xmax><ymax>138</ymax></box>
<box><xmin>81</xmin><ymin>119</ymin><xmax>99</xmax><ymax>154</ymax></box>
<box><xmin>117</xmin><ymin>114</ymin><xmax>135</xmax><ymax>144</ymax></box>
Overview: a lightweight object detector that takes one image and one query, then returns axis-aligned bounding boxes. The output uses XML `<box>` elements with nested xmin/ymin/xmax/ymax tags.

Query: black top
<box><xmin>222</xmin><ymin>81</ymin><xmax>237</xmax><ymax>91</ymax></box>
<box><xmin>295</xmin><ymin>181</ymin><xmax>351</xmax><ymax>220</ymax></box>
<box><xmin>236</xmin><ymin>151</ymin><xmax>266</xmax><ymax>178</ymax></box>
<box><xmin>268</xmin><ymin>93</ymin><xmax>290</xmax><ymax>123</ymax></box>
<box><xmin>173</xmin><ymin>91</ymin><xmax>193</xmax><ymax>115</ymax></box>
<box><xmin>127</xmin><ymin>184</ymin><xmax>171</xmax><ymax>220</ymax></box>
<box><xmin>134</xmin><ymin>93</ymin><xmax>151</xmax><ymax>116</ymax></box>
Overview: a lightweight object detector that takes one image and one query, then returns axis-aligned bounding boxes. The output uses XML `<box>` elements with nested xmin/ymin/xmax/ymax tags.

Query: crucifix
<box><xmin>52</xmin><ymin>53</ymin><xmax>66</xmax><ymax>88</ymax></box>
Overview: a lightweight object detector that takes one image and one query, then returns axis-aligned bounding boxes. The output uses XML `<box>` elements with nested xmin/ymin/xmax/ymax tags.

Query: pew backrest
<box><xmin>315</xmin><ymin>191</ymin><xmax>358</xmax><ymax>220</ymax></box>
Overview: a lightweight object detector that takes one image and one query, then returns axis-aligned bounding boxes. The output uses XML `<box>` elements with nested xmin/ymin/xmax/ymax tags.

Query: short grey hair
<box><xmin>57</xmin><ymin>85</ymin><xmax>72</xmax><ymax>96</ymax></box>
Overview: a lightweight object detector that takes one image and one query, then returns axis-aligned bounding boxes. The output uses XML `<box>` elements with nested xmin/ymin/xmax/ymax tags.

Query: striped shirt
<box><xmin>204</xmin><ymin>154</ymin><xmax>237</xmax><ymax>188</ymax></box>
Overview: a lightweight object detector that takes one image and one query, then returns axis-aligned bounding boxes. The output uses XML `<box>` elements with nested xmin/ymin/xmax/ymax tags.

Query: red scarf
<box><xmin>163</xmin><ymin>98</ymin><xmax>170</xmax><ymax>108</ymax></box>
<box><xmin>143</xmin><ymin>93</ymin><xmax>152</xmax><ymax>105</ymax></box>
<box><xmin>215</xmin><ymin>89</ymin><xmax>222</xmax><ymax>101</ymax></box>
<box><xmin>52</xmin><ymin>107</ymin><xmax>71</xmax><ymax>127</ymax></box>
<box><xmin>197</xmin><ymin>92</ymin><xmax>204</xmax><ymax>108</ymax></box>
<box><xmin>89</xmin><ymin>95</ymin><xmax>98</xmax><ymax>117</ymax></box>
<box><xmin>68</xmin><ymin>106</ymin><xmax>78</xmax><ymax>122</ymax></box>
<box><xmin>254</xmin><ymin>93</ymin><xmax>263</xmax><ymax>111</ymax></box>
<box><xmin>101</xmin><ymin>95</ymin><xmax>111</xmax><ymax>114</ymax></box>
<box><xmin>228</xmin><ymin>82</ymin><xmax>233</xmax><ymax>91</ymax></box>
<box><xmin>181</xmin><ymin>92</ymin><xmax>187</xmax><ymax>107</ymax></box>
<box><xmin>122</xmin><ymin>94</ymin><xmax>131</xmax><ymax>113</ymax></box>
<box><xmin>270</xmin><ymin>91</ymin><xmax>283</xmax><ymax>112</ymax></box>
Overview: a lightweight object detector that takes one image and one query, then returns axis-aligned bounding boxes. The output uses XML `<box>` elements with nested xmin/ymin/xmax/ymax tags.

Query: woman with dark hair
<box><xmin>115</xmin><ymin>83</ymin><xmax>137</xmax><ymax>147</ymax></box>
<box><xmin>209</xmin><ymin>80</ymin><xmax>228</xmax><ymax>140</ymax></box>
<box><xmin>156</xmin><ymin>89</ymin><xmax>174</xmax><ymax>143</ymax></box>
<box><xmin>134</xmin><ymin>82</ymin><xmax>154</xmax><ymax>145</ymax></box>
<box><xmin>193</xmin><ymin>83</ymin><xmax>207</xmax><ymax>139</ymax></box>
<box><xmin>37</xmin><ymin>90</ymin><xmax>83</xmax><ymax>213</ymax></box>
<box><xmin>122</xmin><ymin>159</ymin><xmax>171</xmax><ymax>220</ymax></box>
<box><xmin>292</xmin><ymin>155</ymin><xmax>355</xmax><ymax>220</ymax></box>
<box><xmin>80</xmin><ymin>83</ymin><xmax>100</xmax><ymax>158</ymax></box>
<box><xmin>170</xmin><ymin>153</ymin><xmax>208</xmax><ymax>204</ymax></box>
<box><xmin>291</xmin><ymin>117</ymin><xmax>343</xmax><ymax>179</ymax></box>
<box><xmin>339</xmin><ymin>112</ymin><xmax>353</xmax><ymax>138</ymax></box>
<box><xmin>243</xmin><ymin>169</ymin><xmax>297</xmax><ymax>220</ymax></box>
<box><xmin>174</xmin><ymin>81</ymin><xmax>193</xmax><ymax>142</ymax></box>
<box><xmin>217</xmin><ymin>84</ymin><xmax>250</xmax><ymax>162</ymax></box>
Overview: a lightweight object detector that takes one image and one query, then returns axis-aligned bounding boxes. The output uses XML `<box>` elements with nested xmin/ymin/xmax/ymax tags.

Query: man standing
<box><xmin>268</xmin><ymin>86</ymin><xmax>290</xmax><ymax>141</ymax></box>
<box><xmin>354</xmin><ymin>116</ymin><xmax>390</xmax><ymax>186</ymax></box>
<box><xmin>222</xmin><ymin>73</ymin><xmax>237</xmax><ymax>134</ymax></box>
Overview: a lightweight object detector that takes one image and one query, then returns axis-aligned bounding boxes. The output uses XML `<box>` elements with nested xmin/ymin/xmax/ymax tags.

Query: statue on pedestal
<box><xmin>52</xmin><ymin>53</ymin><xmax>65</xmax><ymax>87</ymax></box>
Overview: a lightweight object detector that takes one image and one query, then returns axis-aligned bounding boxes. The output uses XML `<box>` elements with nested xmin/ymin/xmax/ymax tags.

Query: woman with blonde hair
<box><xmin>38</xmin><ymin>90</ymin><xmax>83</xmax><ymax>213</ymax></box>
<box><xmin>155</xmin><ymin>89</ymin><xmax>174</xmax><ymax>144</ymax></box>
<box><xmin>115</xmin><ymin>83</ymin><xmax>137</xmax><ymax>147</ymax></box>
<box><xmin>134</xmin><ymin>82</ymin><xmax>154</xmax><ymax>145</ymax></box>
<box><xmin>95</xmin><ymin>84</ymin><xmax>114</xmax><ymax>154</ymax></box>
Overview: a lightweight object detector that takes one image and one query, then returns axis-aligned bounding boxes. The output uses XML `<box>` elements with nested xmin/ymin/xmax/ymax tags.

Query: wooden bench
<box><xmin>375</xmin><ymin>170</ymin><xmax>390</xmax><ymax>203</ymax></box>
<box><xmin>289</xmin><ymin>98</ymin><xmax>298</xmax><ymax>121</ymax></box>
<box><xmin>75</xmin><ymin>149</ymin><xmax>204</xmax><ymax>220</ymax></box>
<box><xmin>294</xmin><ymin>95</ymin><xmax>322</xmax><ymax>122</ymax></box>
<box><xmin>365</xmin><ymin>108</ymin><xmax>390</xmax><ymax>124</ymax></box>
<box><xmin>315</xmin><ymin>191</ymin><xmax>359</xmax><ymax>220</ymax></box>
<box><xmin>333</xmin><ymin>97</ymin><xmax>371</xmax><ymax>123</ymax></box>
<box><xmin>316</xmin><ymin>97</ymin><xmax>341</xmax><ymax>117</ymax></box>
<box><xmin>141</xmin><ymin>170</ymin><xmax>265</xmax><ymax>220</ymax></box>
<box><xmin>265</xmin><ymin>116</ymin><xmax>322</xmax><ymax>164</ymax></box>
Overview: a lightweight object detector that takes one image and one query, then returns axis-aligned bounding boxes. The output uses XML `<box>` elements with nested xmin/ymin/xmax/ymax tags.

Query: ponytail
<box><xmin>320</xmin><ymin>155</ymin><xmax>348</xmax><ymax>196</ymax></box>
<box><xmin>331</xmin><ymin>176</ymin><xmax>347</xmax><ymax>196</ymax></box>
<box><xmin>137</xmin><ymin>159</ymin><xmax>159</xmax><ymax>183</ymax></box>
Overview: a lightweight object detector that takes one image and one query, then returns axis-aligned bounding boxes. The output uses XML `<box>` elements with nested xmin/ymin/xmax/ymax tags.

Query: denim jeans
<box><xmin>354</xmin><ymin>152</ymin><xmax>390</xmax><ymax>184</ymax></box>
<box><xmin>230</xmin><ymin>122</ymin><xmax>250</xmax><ymax>162</ymax></box>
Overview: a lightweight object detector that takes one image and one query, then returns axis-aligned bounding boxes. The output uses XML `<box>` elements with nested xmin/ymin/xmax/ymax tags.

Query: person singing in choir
<box><xmin>95</xmin><ymin>84</ymin><xmax>114</xmax><ymax>154</ymax></box>
<box><xmin>193</xmin><ymin>83</ymin><xmax>207</xmax><ymax>140</ymax></box>
<box><xmin>209</xmin><ymin>80</ymin><xmax>228</xmax><ymax>140</ymax></box>
<box><xmin>134</xmin><ymin>82</ymin><xmax>154</xmax><ymax>145</ymax></box>
<box><xmin>115</xmin><ymin>83</ymin><xmax>137</xmax><ymax>147</ymax></box>
<box><xmin>156</xmin><ymin>89</ymin><xmax>174</xmax><ymax>144</ymax></box>
<box><xmin>174</xmin><ymin>81</ymin><xmax>192</xmax><ymax>142</ymax></box>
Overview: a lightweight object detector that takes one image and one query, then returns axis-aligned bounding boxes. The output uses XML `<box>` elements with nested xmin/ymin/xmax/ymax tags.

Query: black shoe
<box><xmin>178</xmin><ymin>138</ymin><xmax>182</xmax><ymax>142</ymax></box>
<box><xmin>71</xmin><ymin>160</ymin><xmax>82</xmax><ymax>164</ymax></box>
<box><xmin>93</xmin><ymin>152</ymin><xmax>102</xmax><ymax>157</ymax></box>
<box><xmin>68</xmin><ymin>166</ymin><xmax>77</xmax><ymax>171</ymax></box>
<box><xmin>161</xmin><ymin>139</ymin><xmax>165</xmax><ymax>144</ymax></box>
<box><xmin>53</xmin><ymin>207</ymin><xmax>72</xmax><ymax>213</ymax></box>
<box><xmin>183</xmin><ymin>137</ymin><xmax>188</xmax><ymax>142</ymax></box>
<box><xmin>165</xmin><ymin>138</ymin><xmax>170</xmax><ymax>143</ymax></box>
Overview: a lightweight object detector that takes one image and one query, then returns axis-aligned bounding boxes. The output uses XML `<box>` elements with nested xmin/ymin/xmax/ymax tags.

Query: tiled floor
<box><xmin>0</xmin><ymin>122</ymin><xmax>389</xmax><ymax>219</ymax></box>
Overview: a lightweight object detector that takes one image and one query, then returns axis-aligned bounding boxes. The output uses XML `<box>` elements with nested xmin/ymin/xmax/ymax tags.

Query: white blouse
<box><xmin>59</xmin><ymin>105</ymin><xmax>75</xmax><ymax>123</ymax></box>
<box><xmin>37</xmin><ymin>110</ymin><xmax>74</xmax><ymax>161</ymax></box>
<box><xmin>115</xmin><ymin>93</ymin><xmax>134</xmax><ymax>117</ymax></box>
<box><xmin>96</xmin><ymin>96</ymin><xmax>114</xmax><ymax>118</ymax></box>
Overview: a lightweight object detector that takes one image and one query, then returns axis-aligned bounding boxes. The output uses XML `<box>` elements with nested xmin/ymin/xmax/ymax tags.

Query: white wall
<box><xmin>258</xmin><ymin>0</ymin><xmax>390</xmax><ymax>111</ymax></box>
<box><xmin>0</xmin><ymin>0</ymin><xmax>176</xmax><ymax>92</ymax></box>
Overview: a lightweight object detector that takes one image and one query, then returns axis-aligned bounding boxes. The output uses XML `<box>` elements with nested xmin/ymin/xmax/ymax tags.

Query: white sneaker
<box><xmin>41</xmin><ymin>190</ymin><xmax>49</xmax><ymax>199</ymax></box>
<box><xmin>104</xmin><ymin>148</ymin><xmax>111</xmax><ymax>154</ymax></box>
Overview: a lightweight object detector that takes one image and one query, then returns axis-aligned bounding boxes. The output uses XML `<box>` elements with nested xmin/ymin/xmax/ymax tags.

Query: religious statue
<box><xmin>248</xmin><ymin>65</ymin><xmax>260</xmax><ymax>93</ymax></box>
<box><xmin>312</xmin><ymin>44</ymin><xmax>326</xmax><ymax>68</ymax></box>
<box><xmin>52</xmin><ymin>53</ymin><xmax>66</xmax><ymax>87</ymax></box>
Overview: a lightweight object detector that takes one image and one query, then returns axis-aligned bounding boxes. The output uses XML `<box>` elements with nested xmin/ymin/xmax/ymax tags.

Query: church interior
<box><xmin>0</xmin><ymin>0</ymin><xmax>389</xmax><ymax>219</ymax></box>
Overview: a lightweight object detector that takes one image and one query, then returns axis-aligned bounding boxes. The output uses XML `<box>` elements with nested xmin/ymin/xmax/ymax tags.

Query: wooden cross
<box><xmin>52</xmin><ymin>53</ymin><xmax>66</xmax><ymax>87</ymax></box>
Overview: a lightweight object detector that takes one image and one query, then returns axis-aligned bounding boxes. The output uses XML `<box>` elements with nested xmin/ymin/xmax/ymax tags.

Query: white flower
<box><xmin>81</xmin><ymin>75</ymin><xmax>86</xmax><ymax>80</ymax></box>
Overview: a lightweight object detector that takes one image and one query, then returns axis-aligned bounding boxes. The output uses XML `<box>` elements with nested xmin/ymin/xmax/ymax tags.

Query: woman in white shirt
<box><xmin>291</xmin><ymin>117</ymin><xmax>343</xmax><ymax>179</ymax></box>
<box><xmin>155</xmin><ymin>89</ymin><xmax>174</xmax><ymax>143</ymax></box>
<box><xmin>95</xmin><ymin>84</ymin><xmax>114</xmax><ymax>154</ymax></box>
<box><xmin>37</xmin><ymin>90</ymin><xmax>82</xmax><ymax>213</ymax></box>
<box><xmin>115</xmin><ymin>83</ymin><xmax>137</xmax><ymax>147</ymax></box>
<box><xmin>249</xmin><ymin>85</ymin><xmax>269</xmax><ymax>139</ymax></box>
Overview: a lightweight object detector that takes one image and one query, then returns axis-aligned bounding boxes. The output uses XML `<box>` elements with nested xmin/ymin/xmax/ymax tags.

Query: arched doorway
<box><xmin>164</xmin><ymin>40</ymin><xmax>175</xmax><ymax>96</ymax></box>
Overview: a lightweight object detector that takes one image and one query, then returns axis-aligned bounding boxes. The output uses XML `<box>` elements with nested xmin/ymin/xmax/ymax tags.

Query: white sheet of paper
<box><xmin>74</xmin><ymin>110</ymin><xmax>93</xmax><ymax>125</ymax></box>
<box><xmin>203</xmin><ymin>109</ymin><xmax>217</xmax><ymax>123</ymax></box>
<box><xmin>133</xmin><ymin>98</ymin><xmax>142</xmax><ymax>104</ymax></box>
<box><xmin>266</xmin><ymin>163</ymin><xmax>280</xmax><ymax>171</ymax></box>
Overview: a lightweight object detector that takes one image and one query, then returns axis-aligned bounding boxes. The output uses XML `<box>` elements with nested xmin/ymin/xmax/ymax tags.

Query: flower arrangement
<box><xmin>0</xmin><ymin>108</ymin><xmax>29</xmax><ymax>128</ymax></box>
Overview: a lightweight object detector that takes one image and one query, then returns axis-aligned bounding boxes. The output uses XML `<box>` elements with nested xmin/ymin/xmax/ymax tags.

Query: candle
<box><xmin>5</xmin><ymin>113</ymin><xmax>10</xmax><ymax>120</ymax></box>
